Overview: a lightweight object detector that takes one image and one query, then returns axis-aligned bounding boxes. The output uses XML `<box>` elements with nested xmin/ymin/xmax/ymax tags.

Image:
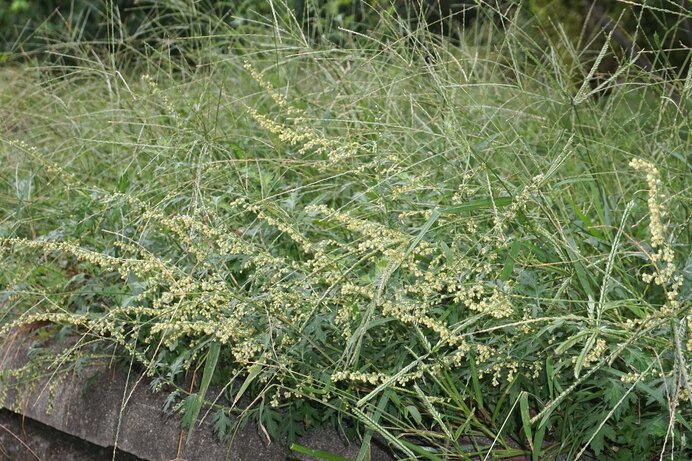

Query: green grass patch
<box><xmin>1</xmin><ymin>2</ymin><xmax>690</xmax><ymax>459</ymax></box>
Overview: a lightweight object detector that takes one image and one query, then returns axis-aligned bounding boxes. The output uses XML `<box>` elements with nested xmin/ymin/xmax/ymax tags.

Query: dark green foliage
<box><xmin>2</xmin><ymin>0</ymin><xmax>689</xmax><ymax>80</ymax></box>
<box><xmin>529</xmin><ymin>0</ymin><xmax>691</xmax><ymax>78</ymax></box>
<box><xmin>1</xmin><ymin>1</ymin><xmax>131</xmax><ymax>52</ymax></box>
<box><xmin>1</xmin><ymin>2</ymin><xmax>690</xmax><ymax>460</ymax></box>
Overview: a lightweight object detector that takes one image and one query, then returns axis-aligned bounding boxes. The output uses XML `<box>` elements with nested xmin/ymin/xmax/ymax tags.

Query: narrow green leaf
<box><xmin>519</xmin><ymin>392</ymin><xmax>533</xmax><ymax>450</ymax></box>
<box><xmin>444</xmin><ymin>196</ymin><xmax>512</xmax><ymax>214</ymax></box>
<box><xmin>399</xmin><ymin>439</ymin><xmax>445</xmax><ymax>461</ymax></box>
<box><xmin>500</xmin><ymin>239</ymin><xmax>522</xmax><ymax>281</ymax></box>
<box><xmin>233</xmin><ymin>363</ymin><xmax>262</xmax><ymax>407</ymax></box>
<box><xmin>566</xmin><ymin>196</ymin><xmax>605</xmax><ymax>240</ymax></box>
<box><xmin>407</xmin><ymin>209</ymin><xmax>440</xmax><ymax>255</ymax></box>
<box><xmin>564</xmin><ymin>237</ymin><xmax>595</xmax><ymax>297</ymax></box>
<box><xmin>554</xmin><ymin>330</ymin><xmax>590</xmax><ymax>355</ymax></box>
<box><xmin>545</xmin><ymin>357</ymin><xmax>554</xmax><ymax>398</ymax></box>
<box><xmin>414</xmin><ymin>384</ymin><xmax>453</xmax><ymax>440</ymax></box>
<box><xmin>290</xmin><ymin>443</ymin><xmax>351</xmax><ymax>461</ymax></box>
<box><xmin>471</xmin><ymin>133</ymin><xmax>501</xmax><ymax>154</ymax></box>
<box><xmin>355</xmin><ymin>390</ymin><xmax>391</xmax><ymax>461</ymax></box>
<box><xmin>574</xmin><ymin>333</ymin><xmax>597</xmax><ymax>379</ymax></box>
<box><xmin>405</xmin><ymin>405</ymin><xmax>422</xmax><ymax>425</ymax></box>
<box><xmin>186</xmin><ymin>342</ymin><xmax>220</xmax><ymax>442</ymax></box>
<box><xmin>468</xmin><ymin>351</ymin><xmax>484</xmax><ymax>409</ymax></box>
<box><xmin>352</xmin><ymin>404</ymin><xmax>415</xmax><ymax>459</ymax></box>
<box><xmin>588</xmin><ymin>180</ymin><xmax>607</xmax><ymax>231</ymax></box>
<box><xmin>532</xmin><ymin>418</ymin><xmax>547</xmax><ymax>461</ymax></box>
<box><xmin>453</xmin><ymin>411</ymin><xmax>474</xmax><ymax>441</ymax></box>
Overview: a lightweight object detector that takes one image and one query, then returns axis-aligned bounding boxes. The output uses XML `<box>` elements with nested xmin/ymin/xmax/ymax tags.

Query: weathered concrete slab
<box><xmin>0</xmin><ymin>409</ymin><xmax>143</xmax><ymax>461</ymax></box>
<box><xmin>0</xmin><ymin>332</ymin><xmax>394</xmax><ymax>461</ymax></box>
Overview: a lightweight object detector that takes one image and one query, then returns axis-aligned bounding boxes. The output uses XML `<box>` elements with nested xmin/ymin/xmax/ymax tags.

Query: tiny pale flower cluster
<box><xmin>493</xmin><ymin>174</ymin><xmax>543</xmax><ymax>236</ymax></box>
<box><xmin>244</xmin><ymin>63</ymin><xmax>360</xmax><ymax>164</ymax></box>
<box><xmin>571</xmin><ymin>338</ymin><xmax>607</xmax><ymax>370</ymax></box>
<box><xmin>629</xmin><ymin>158</ymin><xmax>683</xmax><ymax>311</ymax></box>
<box><xmin>9</xmin><ymin>140</ymin><xmax>80</xmax><ymax>189</ymax></box>
<box><xmin>454</xmin><ymin>284</ymin><xmax>514</xmax><ymax>319</ymax></box>
<box><xmin>141</xmin><ymin>74</ymin><xmax>179</xmax><ymax>125</ymax></box>
<box><xmin>331</xmin><ymin>369</ymin><xmax>424</xmax><ymax>387</ymax></box>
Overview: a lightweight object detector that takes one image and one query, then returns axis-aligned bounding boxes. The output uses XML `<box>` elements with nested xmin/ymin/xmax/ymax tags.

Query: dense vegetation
<box><xmin>1</xmin><ymin>1</ymin><xmax>690</xmax><ymax>460</ymax></box>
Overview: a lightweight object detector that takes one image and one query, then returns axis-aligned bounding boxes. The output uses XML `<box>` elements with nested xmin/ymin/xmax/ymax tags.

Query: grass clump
<box><xmin>1</xmin><ymin>2</ymin><xmax>690</xmax><ymax>459</ymax></box>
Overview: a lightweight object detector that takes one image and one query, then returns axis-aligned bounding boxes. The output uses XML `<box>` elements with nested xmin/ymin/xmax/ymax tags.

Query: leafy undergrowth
<box><xmin>1</xmin><ymin>3</ymin><xmax>690</xmax><ymax>460</ymax></box>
